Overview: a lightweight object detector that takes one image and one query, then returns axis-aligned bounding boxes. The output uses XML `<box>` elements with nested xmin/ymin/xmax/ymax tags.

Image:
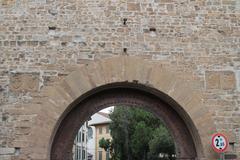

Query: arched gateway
<box><xmin>23</xmin><ymin>56</ymin><xmax>216</xmax><ymax>160</ymax></box>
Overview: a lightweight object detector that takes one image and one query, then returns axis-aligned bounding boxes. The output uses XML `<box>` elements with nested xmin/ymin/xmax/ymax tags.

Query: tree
<box><xmin>148</xmin><ymin>126</ymin><xmax>175</xmax><ymax>160</ymax></box>
<box><xmin>99</xmin><ymin>138</ymin><xmax>119</xmax><ymax>160</ymax></box>
<box><xmin>99</xmin><ymin>138</ymin><xmax>111</xmax><ymax>151</ymax></box>
<box><xmin>130</xmin><ymin>121</ymin><xmax>152</xmax><ymax>160</ymax></box>
<box><xmin>101</xmin><ymin>106</ymin><xmax>175</xmax><ymax>160</ymax></box>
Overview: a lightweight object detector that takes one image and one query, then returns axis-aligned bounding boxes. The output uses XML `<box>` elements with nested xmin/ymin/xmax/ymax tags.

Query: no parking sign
<box><xmin>211</xmin><ymin>133</ymin><xmax>228</xmax><ymax>153</ymax></box>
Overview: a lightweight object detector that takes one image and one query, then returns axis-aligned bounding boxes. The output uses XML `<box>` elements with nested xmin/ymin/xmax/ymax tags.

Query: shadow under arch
<box><xmin>50</xmin><ymin>82</ymin><xmax>204</xmax><ymax>160</ymax></box>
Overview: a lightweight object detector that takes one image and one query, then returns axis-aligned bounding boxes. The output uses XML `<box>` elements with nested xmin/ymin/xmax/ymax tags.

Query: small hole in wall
<box><xmin>2</xmin><ymin>113</ymin><xmax>8</xmax><ymax>122</ymax></box>
<box><xmin>149</xmin><ymin>27</ymin><xmax>157</xmax><ymax>37</ymax></box>
<box><xmin>123</xmin><ymin>48</ymin><xmax>127</xmax><ymax>53</ymax></box>
<box><xmin>149</xmin><ymin>27</ymin><xmax>156</xmax><ymax>32</ymax></box>
<box><xmin>61</xmin><ymin>42</ymin><xmax>67</xmax><ymax>46</ymax></box>
<box><xmin>229</xmin><ymin>142</ymin><xmax>235</xmax><ymax>151</ymax></box>
<box><xmin>48</xmin><ymin>26</ymin><xmax>57</xmax><ymax>30</ymax></box>
<box><xmin>123</xmin><ymin>18</ymin><xmax>127</xmax><ymax>25</ymax></box>
<box><xmin>15</xmin><ymin>147</ymin><xmax>21</xmax><ymax>156</ymax></box>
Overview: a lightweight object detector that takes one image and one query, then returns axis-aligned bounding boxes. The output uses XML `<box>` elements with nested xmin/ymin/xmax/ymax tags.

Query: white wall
<box><xmin>87</xmin><ymin>113</ymin><xmax>111</xmax><ymax>160</ymax></box>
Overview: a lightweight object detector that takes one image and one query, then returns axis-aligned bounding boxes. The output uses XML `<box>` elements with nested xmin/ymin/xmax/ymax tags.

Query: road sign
<box><xmin>212</xmin><ymin>133</ymin><xmax>228</xmax><ymax>153</ymax></box>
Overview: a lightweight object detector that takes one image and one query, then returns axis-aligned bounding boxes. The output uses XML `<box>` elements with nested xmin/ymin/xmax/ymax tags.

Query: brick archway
<box><xmin>51</xmin><ymin>83</ymin><xmax>198</xmax><ymax>160</ymax></box>
<box><xmin>20</xmin><ymin>56</ymin><xmax>216</xmax><ymax>160</ymax></box>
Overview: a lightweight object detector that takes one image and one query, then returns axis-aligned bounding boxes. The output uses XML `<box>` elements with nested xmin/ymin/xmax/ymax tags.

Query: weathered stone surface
<box><xmin>9</xmin><ymin>72</ymin><xmax>40</xmax><ymax>92</ymax></box>
<box><xmin>237</xmin><ymin>70</ymin><xmax>240</xmax><ymax>91</ymax></box>
<box><xmin>206</xmin><ymin>71</ymin><xmax>236</xmax><ymax>90</ymax></box>
<box><xmin>0</xmin><ymin>0</ymin><xmax>239</xmax><ymax>159</ymax></box>
<box><xmin>21</xmin><ymin>57</ymin><xmax>219</xmax><ymax>160</ymax></box>
<box><xmin>205</xmin><ymin>71</ymin><xmax>221</xmax><ymax>89</ymax></box>
<box><xmin>0</xmin><ymin>0</ymin><xmax>15</xmax><ymax>6</ymax></box>
<box><xmin>0</xmin><ymin>155</ymin><xmax>12</xmax><ymax>160</ymax></box>
<box><xmin>221</xmin><ymin>71</ymin><xmax>236</xmax><ymax>89</ymax></box>
<box><xmin>127</xmin><ymin>3</ymin><xmax>140</xmax><ymax>11</ymax></box>
<box><xmin>0</xmin><ymin>148</ymin><xmax>15</xmax><ymax>155</ymax></box>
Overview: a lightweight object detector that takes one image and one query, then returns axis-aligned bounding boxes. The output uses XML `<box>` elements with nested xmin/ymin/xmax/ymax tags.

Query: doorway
<box><xmin>50</xmin><ymin>83</ymin><xmax>200</xmax><ymax>160</ymax></box>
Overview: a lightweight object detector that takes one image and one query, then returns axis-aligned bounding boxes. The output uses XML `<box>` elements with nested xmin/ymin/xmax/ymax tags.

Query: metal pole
<box><xmin>220</xmin><ymin>153</ymin><xmax>225</xmax><ymax>160</ymax></box>
<box><xmin>222</xmin><ymin>153</ymin><xmax>225</xmax><ymax>160</ymax></box>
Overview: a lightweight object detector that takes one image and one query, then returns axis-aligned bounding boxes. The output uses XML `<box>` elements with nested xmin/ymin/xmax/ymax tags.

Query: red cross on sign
<box><xmin>211</xmin><ymin>133</ymin><xmax>228</xmax><ymax>153</ymax></box>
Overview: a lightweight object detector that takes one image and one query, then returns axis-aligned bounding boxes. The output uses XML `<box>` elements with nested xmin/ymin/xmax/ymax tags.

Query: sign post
<box><xmin>211</xmin><ymin>133</ymin><xmax>228</xmax><ymax>160</ymax></box>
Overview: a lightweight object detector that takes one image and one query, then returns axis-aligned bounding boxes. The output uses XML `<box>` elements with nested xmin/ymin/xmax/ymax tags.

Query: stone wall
<box><xmin>0</xmin><ymin>0</ymin><xmax>239</xmax><ymax>159</ymax></box>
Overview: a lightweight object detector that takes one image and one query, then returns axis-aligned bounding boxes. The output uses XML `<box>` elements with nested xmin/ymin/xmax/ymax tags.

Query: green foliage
<box><xmin>107</xmin><ymin>107</ymin><xmax>175</xmax><ymax>160</ymax></box>
<box><xmin>99</xmin><ymin>138</ymin><xmax>119</xmax><ymax>160</ymax></box>
<box><xmin>99</xmin><ymin>138</ymin><xmax>111</xmax><ymax>151</ymax></box>
<box><xmin>148</xmin><ymin>126</ymin><xmax>175</xmax><ymax>160</ymax></box>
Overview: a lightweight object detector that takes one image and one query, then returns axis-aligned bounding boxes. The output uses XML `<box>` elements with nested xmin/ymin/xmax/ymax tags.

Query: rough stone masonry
<box><xmin>0</xmin><ymin>0</ymin><xmax>239</xmax><ymax>159</ymax></box>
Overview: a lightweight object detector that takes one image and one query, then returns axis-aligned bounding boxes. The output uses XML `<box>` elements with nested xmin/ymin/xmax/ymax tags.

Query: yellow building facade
<box><xmin>92</xmin><ymin>115</ymin><xmax>111</xmax><ymax>160</ymax></box>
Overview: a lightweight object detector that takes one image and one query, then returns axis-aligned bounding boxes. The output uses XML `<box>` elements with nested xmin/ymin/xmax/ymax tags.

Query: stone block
<box><xmin>85</xmin><ymin>61</ymin><xmax>106</xmax><ymax>87</ymax></box>
<box><xmin>0</xmin><ymin>155</ymin><xmax>12</xmax><ymax>160</ymax></box>
<box><xmin>0</xmin><ymin>148</ymin><xmax>15</xmax><ymax>155</ymax></box>
<box><xmin>149</xmin><ymin>64</ymin><xmax>177</xmax><ymax>93</ymax></box>
<box><xmin>205</xmin><ymin>71</ymin><xmax>236</xmax><ymax>90</ymax></box>
<box><xmin>73</xmin><ymin>35</ymin><xmax>86</xmax><ymax>43</ymax></box>
<box><xmin>62</xmin><ymin>68</ymin><xmax>94</xmax><ymax>99</ymax></box>
<box><xmin>127</xmin><ymin>3</ymin><xmax>140</xmax><ymax>11</ymax></box>
<box><xmin>221</xmin><ymin>71</ymin><xmax>236</xmax><ymax>89</ymax></box>
<box><xmin>222</xmin><ymin>0</ymin><xmax>236</xmax><ymax>5</ymax></box>
<box><xmin>237</xmin><ymin>70</ymin><xmax>240</xmax><ymax>91</ymax></box>
<box><xmin>124</xmin><ymin>56</ymin><xmax>156</xmax><ymax>85</ymax></box>
<box><xmin>9</xmin><ymin>72</ymin><xmax>40</xmax><ymax>92</ymax></box>
<box><xmin>99</xmin><ymin>56</ymin><xmax>125</xmax><ymax>83</ymax></box>
<box><xmin>205</xmin><ymin>71</ymin><xmax>220</xmax><ymax>89</ymax></box>
<box><xmin>0</xmin><ymin>0</ymin><xmax>15</xmax><ymax>6</ymax></box>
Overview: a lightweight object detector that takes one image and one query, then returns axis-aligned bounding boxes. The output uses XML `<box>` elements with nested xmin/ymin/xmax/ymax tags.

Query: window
<box><xmin>74</xmin><ymin>146</ymin><xmax>78</xmax><ymax>160</ymax></box>
<box><xmin>79</xmin><ymin>132</ymin><xmax>82</xmax><ymax>143</ymax></box>
<box><xmin>82</xmin><ymin>149</ymin><xmax>85</xmax><ymax>160</ymax></box>
<box><xmin>98</xmin><ymin>151</ymin><xmax>102</xmax><ymax>160</ymax></box>
<box><xmin>75</xmin><ymin>146</ymin><xmax>81</xmax><ymax>160</ymax></box>
<box><xmin>106</xmin><ymin>125</ymin><xmax>110</xmax><ymax>134</ymax></box>
<box><xmin>99</xmin><ymin>127</ymin><xmax>102</xmax><ymax>134</ymax></box>
<box><xmin>76</xmin><ymin>134</ymin><xmax>78</xmax><ymax>143</ymax></box>
<box><xmin>88</xmin><ymin>127</ymin><xmax>93</xmax><ymax>139</ymax></box>
<box><xmin>78</xmin><ymin>147</ymin><xmax>81</xmax><ymax>160</ymax></box>
<box><xmin>106</xmin><ymin>151</ymin><xmax>110</xmax><ymax>160</ymax></box>
<box><xmin>82</xmin><ymin>132</ymin><xmax>85</xmax><ymax>142</ymax></box>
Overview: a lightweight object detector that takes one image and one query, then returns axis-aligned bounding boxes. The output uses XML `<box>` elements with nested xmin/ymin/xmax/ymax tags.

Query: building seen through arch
<box><xmin>73</xmin><ymin>122</ymin><xmax>88</xmax><ymax>160</ymax></box>
<box><xmin>73</xmin><ymin>112</ymin><xmax>112</xmax><ymax>160</ymax></box>
<box><xmin>89</xmin><ymin>112</ymin><xmax>111</xmax><ymax>160</ymax></box>
<box><xmin>72</xmin><ymin>106</ymin><xmax>178</xmax><ymax>160</ymax></box>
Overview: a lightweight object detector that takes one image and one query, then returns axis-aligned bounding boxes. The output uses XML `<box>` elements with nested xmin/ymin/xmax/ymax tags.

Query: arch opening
<box><xmin>73</xmin><ymin>106</ymin><xmax>177</xmax><ymax>160</ymax></box>
<box><xmin>50</xmin><ymin>82</ymin><xmax>204</xmax><ymax>160</ymax></box>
